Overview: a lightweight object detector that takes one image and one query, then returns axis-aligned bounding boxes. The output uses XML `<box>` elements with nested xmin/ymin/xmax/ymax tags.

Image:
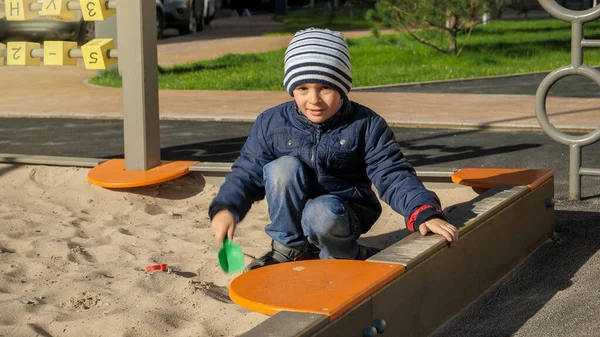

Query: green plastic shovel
<box><xmin>218</xmin><ymin>238</ymin><xmax>244</xmax><ymax>274</ymax></box>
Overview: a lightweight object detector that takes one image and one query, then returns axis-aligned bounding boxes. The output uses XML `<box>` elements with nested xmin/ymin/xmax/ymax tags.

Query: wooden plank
<box><xmin>189</xmin><ymin>162</ymin><xmax>233</xmax><ymax>172</ymax></box>
<box><xmin>190</xmin><ymin>162</ymin><xmax>232</xmax><ymax>186</ymax></box>
<box><xmin>188</xmin><ymin>163</ymin><xmax>454</xmax><ymax>176</ymax></box>
<box><xmin>191</xmin><ymin>164</ymin><xmax>455</xmax><ymax>187</ymax></box>
<box><xmin>416</xmin><ymin>167</ymin><xmax>457</xmax><ymax>178</ymax></box>
<box><xmin>241</xmin><ymin>312</ymin><xmax>329</xmax><ymax>337</ymax></box>
<box><xmin>369</xmin><ymin>178</ymin><xmax>555</xmax><ymax>337</ymax></box>
<box><xmin>417</xmin><ymin>167</ymin><xmax>456</xmax><ymax>183</ymax></box>
<box><xmin>0</xmin><ymin>153</ymin><xmax>105</xmax><ymax>167</ymax></box>
<box><xmin>368</xmin><ymin>185</ymin><xmax>529</xmax><ymax>267</ymax></box>
<box><xmin>311</xmin><ymin>297</ymin><xmax>373</xmax><ymax>337</ymax></box>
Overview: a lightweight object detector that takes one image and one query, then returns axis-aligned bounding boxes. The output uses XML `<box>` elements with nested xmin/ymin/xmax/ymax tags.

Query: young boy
<box><xmin>209</xmin><ymin>28</ymin><xmax>458</xmax><ymax>271</ymax></box>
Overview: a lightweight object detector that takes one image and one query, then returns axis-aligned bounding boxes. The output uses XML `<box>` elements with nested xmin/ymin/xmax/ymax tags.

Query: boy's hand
<box><xmin>211</xmin><ymin>210</ymin><xmax>236</xmax><ymax>244</ymax></box>
<box><xmin>419</xmin><ymin>218</ymin><xmax>458</xmax><ymax>245</ymax></box>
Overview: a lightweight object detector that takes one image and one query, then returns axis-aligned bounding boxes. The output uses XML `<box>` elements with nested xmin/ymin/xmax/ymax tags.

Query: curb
<box><xmin>383</xmin><ymin>120</ymin><xmax>595</xmax><ymax>133</ymax></box>
<box><xmin>353</xmin><ymin>70</ymin><xmax>555</xmax><ymax>92</ymax></box>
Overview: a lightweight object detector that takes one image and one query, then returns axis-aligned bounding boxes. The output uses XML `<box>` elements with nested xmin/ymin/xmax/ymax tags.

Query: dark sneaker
<box><xmin>244</xmin><ymin>240</ymin><xmax>320</xmax><ymax>272</ymax></box>
<box><xmin>356</xmin><ymin>245</ymin><xmax>381</xmax><ymax>260</ymax></box>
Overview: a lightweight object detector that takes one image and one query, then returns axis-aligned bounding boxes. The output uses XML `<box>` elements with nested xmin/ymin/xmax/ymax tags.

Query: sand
<box><xmin>0</xmin><ymin>164</ymin><xmax>477</xmax><ymax>337</ymax></box>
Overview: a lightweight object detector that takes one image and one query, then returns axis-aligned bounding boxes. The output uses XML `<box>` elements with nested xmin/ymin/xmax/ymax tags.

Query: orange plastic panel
<box><xmin>229</xmin><ymin>260</ymin><xmax>404</xmax><ymax>321</ymax></box>
<box><xmin>452</xmin><ymin>168</ymin><xmax>554</xmax><ymax>190</ymax></box>
<box><xmin>87</xmin><ymin>159</ymin><xmax>199</xmax><ymax>188</ymax></box>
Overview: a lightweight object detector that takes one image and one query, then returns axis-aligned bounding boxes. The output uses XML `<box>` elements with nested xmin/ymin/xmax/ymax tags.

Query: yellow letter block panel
<box><xmin>81</xmin><ymin>38</ymin><xmax>116</xmax><ymax>70</ymax></box>
<box><xmin>44</xmin><ymin>41</ymin><xmax>78</xmax><ymax>66</ymax></box>
<box><xmin>41</xmin><ymin>0</ymin><xmax>77</xmax><ymax>21</ymax></box>
<box><xmin>6</xmin><ymin>42</ymin><xmax>40</xmax><ymax>66</ymax></box>
<box><xmin>0</xmin><ymin>43</ymin><xmax>6</xmax><ymax>67</ymax></box>
<box><xmin>5</xmin><ymin>0</ymin><xmax>40</xmax><ymax>21</ymax></box>
<box><xmin>80</xmin><ymin>0</ymin><xmax>115</xmax><ymax>21</ymax></box>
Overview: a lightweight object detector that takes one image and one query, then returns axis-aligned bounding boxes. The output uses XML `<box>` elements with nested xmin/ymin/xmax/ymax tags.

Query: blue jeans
<box><xmin>263</xmin><ymin>156</ymin><xmax>361</xmax><ymax>259</ymax></box>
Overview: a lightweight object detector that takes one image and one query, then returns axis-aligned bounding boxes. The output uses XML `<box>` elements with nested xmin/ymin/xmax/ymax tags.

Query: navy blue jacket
<box><xmin>209</xmin><ymin>100</ymin><xmax>448</xmax><ymax>233</ymax></box>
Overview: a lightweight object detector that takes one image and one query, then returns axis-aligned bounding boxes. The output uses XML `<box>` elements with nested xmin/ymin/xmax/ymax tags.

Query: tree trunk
<box><xmin>449</xmin><ymin>32</ymin><xmax>457</xmax><ymax>55</ymax></box>
<box><xmin>445</xmin><ymin>11</ymin><xmax>457</xmax><ymax>55</ymax></box>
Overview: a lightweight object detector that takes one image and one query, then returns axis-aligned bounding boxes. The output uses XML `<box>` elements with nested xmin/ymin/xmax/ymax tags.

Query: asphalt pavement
<box><xmin>354</xmin><ymin>67</ymin><xmax>600</xmax><ymax>98</ymax></box>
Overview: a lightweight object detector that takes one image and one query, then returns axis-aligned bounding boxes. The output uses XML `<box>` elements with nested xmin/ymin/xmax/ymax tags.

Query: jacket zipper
<box><xmin>311</xmin><ymin>127</ymin><xmax>322</xmax><ymax>170</ymax></box>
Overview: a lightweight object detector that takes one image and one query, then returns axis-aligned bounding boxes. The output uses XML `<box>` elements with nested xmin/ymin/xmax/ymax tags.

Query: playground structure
<box><xmin>0</xmin><ymin>0</ymin><xmax>198</xmax><ymax>188</ymax></box>
<box><xmin>535</xmin><ymin>0</ymin><xmax>600</xmax><ymax>200</ymax></box>
<box><xmin>0</xmin><ymin>0</ymin><xmax>597</xmax><ymax>336</ymax></box>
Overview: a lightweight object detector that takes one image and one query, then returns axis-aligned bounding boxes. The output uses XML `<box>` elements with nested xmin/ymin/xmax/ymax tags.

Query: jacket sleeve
<box><xmin>364</xmin><ymin>116</ymin><xmax>450</xmax><ymax>231</ymax></box>
<box><xmin>208</xmin><ymin>114</ymin><xmax>274</xmax><ymax>223</ymax></box>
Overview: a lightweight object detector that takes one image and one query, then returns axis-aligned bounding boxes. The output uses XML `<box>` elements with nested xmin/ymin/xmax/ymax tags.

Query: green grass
<box><xmin>91</xmin><ymin>19</ymin><xmax>600</xmax><ymax>90</ymax></box>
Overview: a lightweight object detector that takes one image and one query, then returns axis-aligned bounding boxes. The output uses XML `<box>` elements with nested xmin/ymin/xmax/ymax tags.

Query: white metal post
<box><xmin>116</xmin><ymin>0</ymin><xmax>160</xmax><ymax>171</ymax></box>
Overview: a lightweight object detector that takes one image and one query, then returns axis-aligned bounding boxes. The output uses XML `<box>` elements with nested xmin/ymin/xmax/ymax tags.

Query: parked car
<box><xmin>0</xmin><ymin>10</ymin><xmax>95</xmax><ymax>43</ymax></box>
<box><xmin>157</xmin><ymin>0</ymin><xmax>221</xmax><ymax>39</ymax></box>
<box><xmin>0</xmin><ymin>0</ymin><xmax>220</xmax><ymax>43</ymax></box>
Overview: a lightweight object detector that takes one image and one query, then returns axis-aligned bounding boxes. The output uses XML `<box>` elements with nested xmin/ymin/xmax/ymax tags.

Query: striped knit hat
<box><xmin>284</xmin><ymin>28</ymin><xmax>352</xmax><ymax>97</ymax></box>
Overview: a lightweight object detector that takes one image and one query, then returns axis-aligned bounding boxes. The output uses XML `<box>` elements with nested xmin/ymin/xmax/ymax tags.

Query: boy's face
<box><xmin>293</xmin><ymin>83</ymin><xmax>342</xmax><ymax>124</ymax></box>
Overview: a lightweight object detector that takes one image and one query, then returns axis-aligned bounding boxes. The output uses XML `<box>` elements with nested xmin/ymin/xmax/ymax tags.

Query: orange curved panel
<box><xmin>451</xmin><ymin>168</ymin><xmax>553</xmax><ymax>190</ymax></box>
<box><xmin>87</xmin><ymin>159</ymin><xmax>199</xmax><ymax>188</ymax></box>
<box><xmin>229</xmin><ymin>260</ymin><xmax>404</xmax><ymax>321</ymax></box>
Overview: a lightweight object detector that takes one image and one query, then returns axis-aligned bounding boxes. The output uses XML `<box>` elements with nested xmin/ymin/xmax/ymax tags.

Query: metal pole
<box><xmin>580</xmin><ymin>167</ymin><xmax>600</xmax><ymax>176</ymax></box>
<box><xmin>569</xmin><ymin>144</ymin><xmax>582</xmax><ymax>200</ymax></box>
<box><xmin>572</xmin><ymin>22</ymin><xmax>583</xmax><ymax>66</ymax></box>
<box><xmin>116</xmin><ymin>0</ymin><xmax>160</xmax><ymax>171</ymax></box>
